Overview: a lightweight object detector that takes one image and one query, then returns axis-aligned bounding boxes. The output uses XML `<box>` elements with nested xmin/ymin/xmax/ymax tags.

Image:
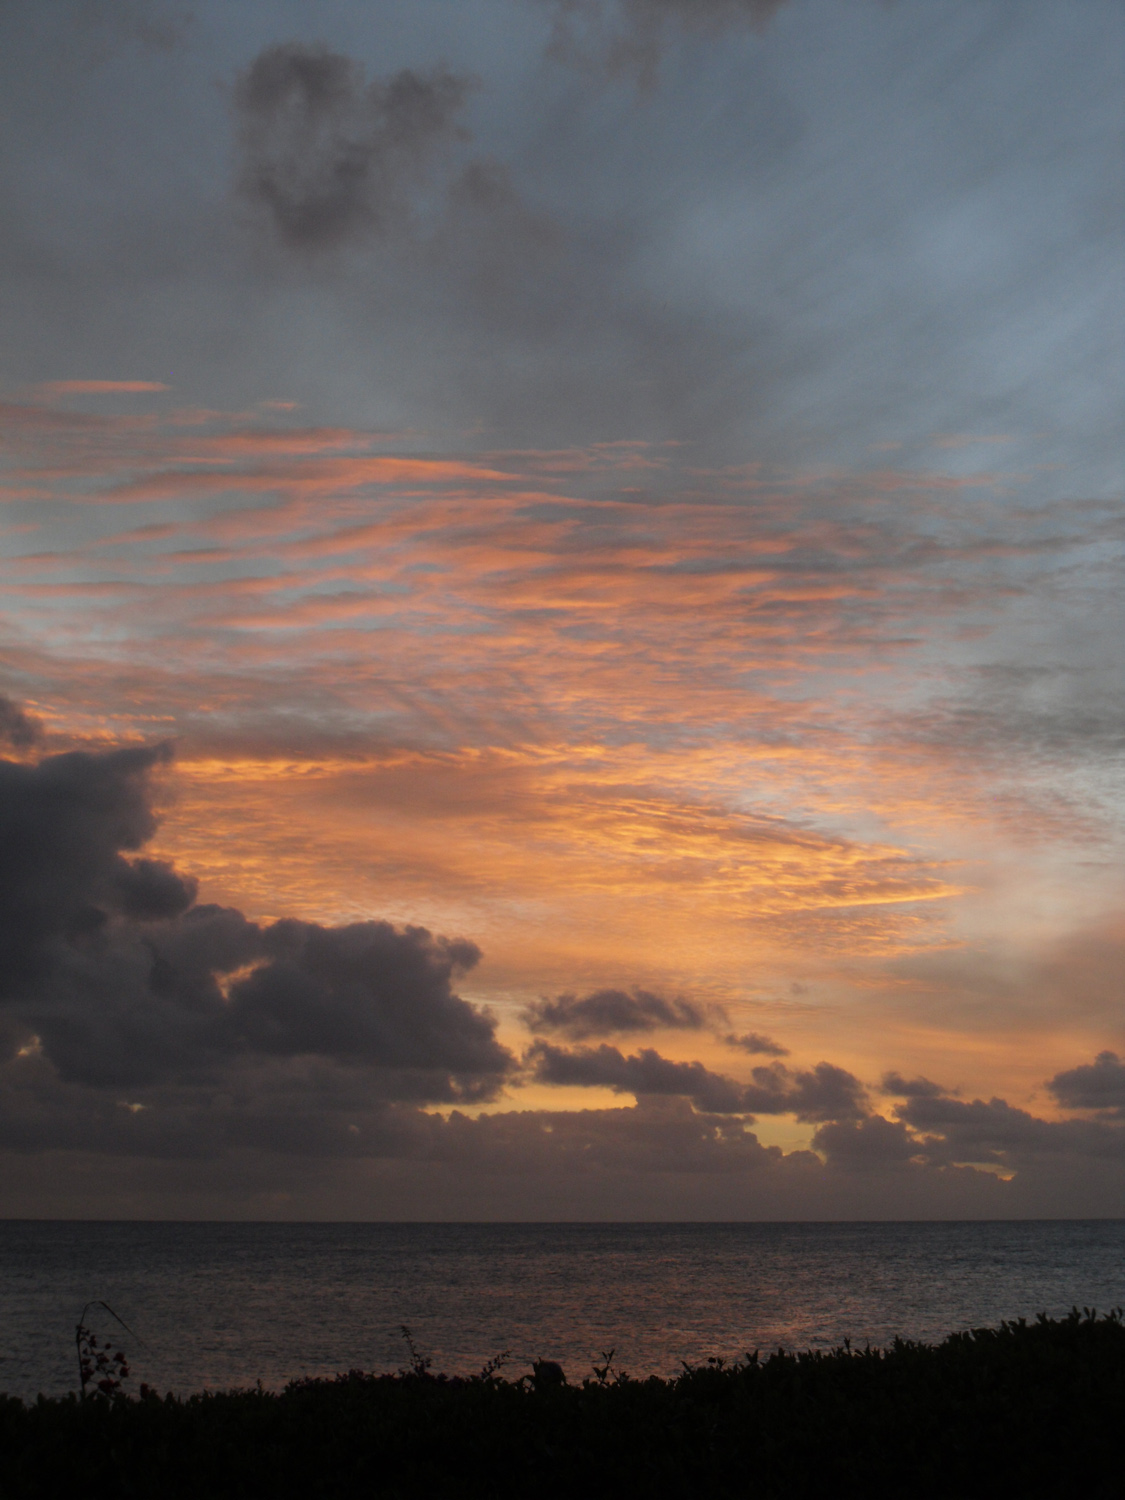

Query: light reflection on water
<box><xmin>0</xmin><ymin>1220</ymin><xmax>1121</xmax><ymax>1400</ymax></box>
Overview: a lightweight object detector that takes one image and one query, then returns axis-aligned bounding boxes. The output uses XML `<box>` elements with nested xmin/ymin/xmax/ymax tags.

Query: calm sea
<box><xmin>0</xmin><ymin>1221</ymin><xmax>1122</xmax><ymax>1400</ymax></box>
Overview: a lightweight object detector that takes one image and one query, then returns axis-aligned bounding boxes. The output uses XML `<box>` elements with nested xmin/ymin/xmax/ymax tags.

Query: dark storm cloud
<box><xmin>234</xmin><ymin>43</ymin><xmax>472</xmax><ymax>249</ymax></box>
<box><xmin>523</xmin><ymin>986</ymin><xmax>711</xmax><ymax>1039</ymax></box>
<box><xmin>1048</xmin><ymin>1052</ymin><xmax>1125</xmax><ymax>1117</ymax></box>
<box><xmin>0</xmin><ymin>694</ymin><xmax>42</xmax><ymax>749</ymax></box>
<box><xmin>543</xmin><ymin>0</ymin><xmax>790</xmax><ymax>85</ymax></box>
<box><xmin>0</xmin><ymin>727</ymin><xmax>511</xmax><ymax>1095</ymax></box>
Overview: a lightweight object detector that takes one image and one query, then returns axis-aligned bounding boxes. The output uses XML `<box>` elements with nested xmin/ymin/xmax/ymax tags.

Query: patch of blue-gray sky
<box><xmin>0</xmin><ymin>0</ymin><xmax>1119</xmax><ymax>493</ymax></box>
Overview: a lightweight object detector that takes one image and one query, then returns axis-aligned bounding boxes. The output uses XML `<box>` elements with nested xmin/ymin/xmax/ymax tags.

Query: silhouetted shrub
<box><xmin>0</xmin><ymin>1309</ymin><xmax>1121</xmax><ymax>1498</ymax></box>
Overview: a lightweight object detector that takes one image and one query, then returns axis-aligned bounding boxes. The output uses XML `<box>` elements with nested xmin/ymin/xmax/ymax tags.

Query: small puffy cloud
<box><xmin>1047</xmin><ymin>1051</ymin><xmax>1125</xmax><ymax>1116</ymax></box>
<box><xmin>881</xmin><ymin>1072</ymin><xmax>947</xmax><ymax>1099</ymax></box>
<box><xmin>523</xmin><ymin>986</ymin><xmax>710</xmax><ymax>1039</ymax></box>
<box><xmin>725</xmin><ymin>1031</ymin><xmax>788</xmax><ymax>1057</ymax></box>
<box><xmin>234</xmin><ymin>43</ymin><xmax>472</xmax><ymax>250</ymax></box>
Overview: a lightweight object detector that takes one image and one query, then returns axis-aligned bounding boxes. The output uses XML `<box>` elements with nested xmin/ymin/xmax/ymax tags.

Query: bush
<box><xmin>0</xmin><ymin>1309</ymin><xmax>1121</xmax><ymax>1498</ymax></box>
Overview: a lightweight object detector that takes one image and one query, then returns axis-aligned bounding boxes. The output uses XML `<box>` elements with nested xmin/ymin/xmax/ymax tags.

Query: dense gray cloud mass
<box><xmin>0</xmin><ymin>741</ymin><xmax>176</xmax><ymax>992</ymax></box>
<box><xmin>523</xmin><ymin>986</ymin><xmax>711</xmax><ymax>1038</ymax></box>
<box><xmin>0</xmin><ymin>735</ymin><xmax>509</xmax><ymax>1095</ymax></box>
<box><xmin>887</xmin><ymin>1083</ymin><xmax>1125</xmax><ymax>1169</ymax></box>
<box><xmin>234</xmin><ymin>43</ymin><xmax>472</xmax><ymax>249</ymax></box>
<box><xmin>231</xmin><ymin>920</ymin><xmax>497</xmax><ymax>1079</ymax></box>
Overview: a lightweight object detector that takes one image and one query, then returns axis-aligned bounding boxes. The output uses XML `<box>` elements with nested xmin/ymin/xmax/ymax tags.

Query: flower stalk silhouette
<box><xmin>74</xmin><ymin>1301</ymin><xmax>138</xmax><ymax>1399</ymax></box>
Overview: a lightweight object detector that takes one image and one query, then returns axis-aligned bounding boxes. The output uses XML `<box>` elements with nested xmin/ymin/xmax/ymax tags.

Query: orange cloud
<box><xmin>2</xmin><ymin>395</ymin><xmax>1118</xmax><ymax>1117</ymax></box>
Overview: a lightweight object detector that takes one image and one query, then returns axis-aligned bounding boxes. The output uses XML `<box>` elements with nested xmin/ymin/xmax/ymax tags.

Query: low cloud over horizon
<box><xmin>0</xmin><ymin>720</ymin><xmax>1121</xmax><ymax>1220</ymax></box>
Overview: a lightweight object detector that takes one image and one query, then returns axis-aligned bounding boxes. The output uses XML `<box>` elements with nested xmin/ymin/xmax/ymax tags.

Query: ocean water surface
<box><xmin>1</xmin><ymin>1220</ymin><xmax>1122</xmax><ymax>1401</ymax></box>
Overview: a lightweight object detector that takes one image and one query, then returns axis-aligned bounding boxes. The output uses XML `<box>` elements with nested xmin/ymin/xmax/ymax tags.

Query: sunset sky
<box><xmin>0</xmin><ymin>0</ymin><xmax>1122</xmax><ymax>1218</ymax></box>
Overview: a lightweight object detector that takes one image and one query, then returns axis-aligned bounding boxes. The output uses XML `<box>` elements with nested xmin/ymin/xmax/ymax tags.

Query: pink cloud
<box><xmin>36</xmin><ymin>380</ymin><xmax>170</xmax><ymax>395</ymax></box>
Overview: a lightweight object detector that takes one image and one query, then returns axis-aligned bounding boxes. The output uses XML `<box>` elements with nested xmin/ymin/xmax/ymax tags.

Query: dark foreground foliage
<box><xmin>1</xmin><ymin>1310</ymin><xmax>1122</xmax><ymax>1499</ymax></box>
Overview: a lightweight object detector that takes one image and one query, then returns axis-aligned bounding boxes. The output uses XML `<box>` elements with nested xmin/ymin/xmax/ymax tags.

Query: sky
<box><xmin>0</xmin><ymin>0</ymin><xmax>1122</xmax><ymax>1219</ymax></box>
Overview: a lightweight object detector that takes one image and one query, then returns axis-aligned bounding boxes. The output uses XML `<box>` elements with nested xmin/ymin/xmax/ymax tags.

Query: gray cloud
<box><xmin>894</xmin><ymin>1090</ymin><xmax>1125</xmax><ymax>1167</ymax></box>
<box><xmin>231</xmin><ymin>919</ymin><xmax>497</xmax><ymax>1080</ymax></box>
<box><xmin>234</xmin><ymin>43</ymin><xmax>472</xmax><ymax>250</ymax></box>
<box><xmin>0</xmin><ymin>740</ymin><xmax>175</xmax><ymax>993</ymax></box>
<box><xmin>523</xmin><ymin>986</ymin><xmax>711</xmax><ymax>1039</ymax></box>
<box><xmin>812</xmin><ymin>1114</ymin><xmax>919</xmax><ymax>1171</ymax></box>
<box><xmin>526</xmin><ymin>1040</ymin><xmax>867</xmax><ymax>1120</ymax></box>
<box><xmin>784</xmin><ymin>1061</ymin><xmax>869</xmax><ymax>1123</ymax></box>
<box><xmin>881</xmin><ymin>1072</ymin><xmax>947</xmax><ymax>1100</ymax></box>
<box><xmin>7</xmin><ymin>1064</ymin><xmax>1122</xmax><ymax>1222</ymax></box>
<box><xmin>725</xmin><ymin>1031</ymin><xmax>788</xmax><ymax>1057</ymax></box>
<box><xmin>0</xmin><ymin>730</ymin><xmax>511</xmax><ymax>1096</ymax></box>
<box><xmin>527</xmin><ymin>1039</ymin><xmax>758</xmax><ymax>1111</ymax></box>
<box><xmin>1048</xmin><ymin>1051</ymin><xmax>1125</xmax><ymax>1117</ymax></box>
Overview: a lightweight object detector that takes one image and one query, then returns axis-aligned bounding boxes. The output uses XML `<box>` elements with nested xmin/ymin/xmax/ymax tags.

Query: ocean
<box><xmin>1</xmin><ymin>1220</ymin><xmax>1122</xmax><ymax>1401</ymax></box>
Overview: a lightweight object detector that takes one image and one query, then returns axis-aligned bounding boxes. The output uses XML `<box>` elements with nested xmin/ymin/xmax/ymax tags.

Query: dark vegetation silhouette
<box><xmin>0</xmin><ymin>1310</ymin><xmax>1121</xmax><ymax>1497</ymax></box>
<box><xmin>74</xmin><ymin>1303</ymin><xmax>139</xmax><ymax>1399</ymax></box>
